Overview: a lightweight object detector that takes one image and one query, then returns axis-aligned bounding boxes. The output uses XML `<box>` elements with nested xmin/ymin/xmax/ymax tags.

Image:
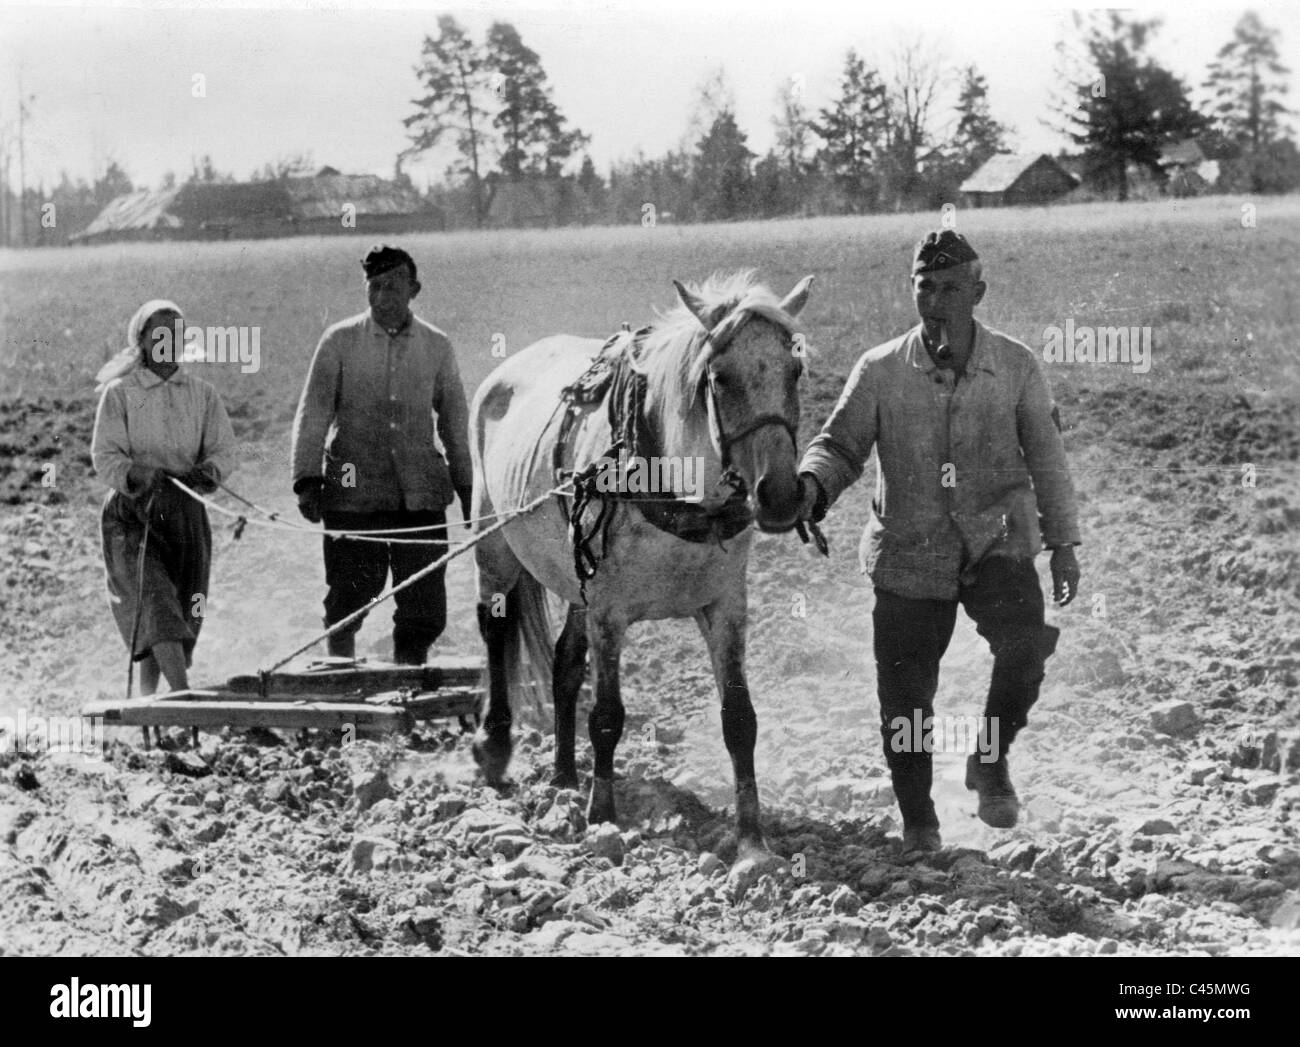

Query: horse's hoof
<box><xmin>735</xmin><ymin>837</ymin><xmax>773</xmax><ymax>866</ymax></box>
<box><xmin>550</xmin><ymin>769</ymin><xmax>579</xmax><ymax>790</ymax></box>
<box><xmin>471</xmin><ymin>728</ymin><xmax>513</xmax><ymax>786</ymax></box>
<box><xmin>585</xmin><ymin>776</ymin><xmax>617</xmax><ymax>824</ymax></box>
<box><xmin>726</xmin><ymin>846</ymin><xmax>788</xmax><ymax>898</ymax></box>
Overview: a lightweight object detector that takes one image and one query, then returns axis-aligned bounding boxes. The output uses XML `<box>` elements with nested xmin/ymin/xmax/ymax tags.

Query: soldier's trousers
<box><xmin>872</xmin><ymin>557</ymin><xmax>1060</xmax><ymax>828</ymax></box>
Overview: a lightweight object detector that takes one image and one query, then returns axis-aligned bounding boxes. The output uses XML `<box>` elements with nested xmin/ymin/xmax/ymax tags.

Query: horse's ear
<box><xmin>779</xmin><ymin>275</ymin><xmax>815</xmax><ymax>317</ymax></box>
<box><xmin>673</xmin><ymin>279</ymin><xmax>715</xmax><ymax>331</ymax></box>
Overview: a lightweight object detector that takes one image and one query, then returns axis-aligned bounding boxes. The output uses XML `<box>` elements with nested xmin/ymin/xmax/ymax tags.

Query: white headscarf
<box><xmin>95</xmin><ymin>299</ymin><xmax>184</xmax><ymax>393</ymax></box>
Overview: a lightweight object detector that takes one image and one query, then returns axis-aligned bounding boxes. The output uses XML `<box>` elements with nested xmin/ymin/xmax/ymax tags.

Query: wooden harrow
<box><xmin>81</xmin><ymin>655</ymin><xmax>483</xmax><ymax>739</ymax></box>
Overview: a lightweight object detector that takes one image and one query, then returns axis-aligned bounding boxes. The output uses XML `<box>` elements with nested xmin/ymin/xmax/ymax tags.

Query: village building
<box><xmin>1158</xmin><ymin>140</ymin><xmax>1221</xmax><ymax>197</ymax></box>
<box><xmin>959</xmin><ymin>152</ymin><xmax>1079</xmax><ymax>209</ymax></box>
<box><xmin>71</xmin><ymin>167</ymin><xmax>440</xmax><ymax>244</ymax></box>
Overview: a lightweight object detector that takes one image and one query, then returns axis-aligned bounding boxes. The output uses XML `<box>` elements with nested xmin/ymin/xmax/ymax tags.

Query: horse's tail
<box><xmin>483</xmin><ymin>570</ymin><xmax>554</xmax><ymax>728</ymax></box>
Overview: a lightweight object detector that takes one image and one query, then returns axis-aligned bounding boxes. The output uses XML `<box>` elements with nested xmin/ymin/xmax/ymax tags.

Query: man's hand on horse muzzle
<box><xmin>1050</xmin><ymin>545</ymin><xmax>1081</xmax><ymax>606</ymax></box>
<box><xmin>796</xmin><ymin>472</ymin><xmax>827</xmax><ymax>523</ymax></box>
<box><xmin>793</xmin><ymin>473</ymin><xmax>830</xmax><ymax>555</ymax></box>
<box><xmin>295</xmin><ymin>476</ymin><xmax>326</xmax><ymax>524</ymax></box>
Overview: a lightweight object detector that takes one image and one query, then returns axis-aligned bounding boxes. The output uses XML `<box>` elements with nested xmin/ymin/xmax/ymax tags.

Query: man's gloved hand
<box><xmin>295</xmin><ymin>477</ymin><xmax>326</xmax><ymax>524</ymax></box>
<box><xmin>1050</xmin><ymin>545</ymin><xmax>1081</xmax><ymax>606</ymax></box>
<box><xmin>178</xmin><ymin>461</ymin><xmax>220</xmax><ymax>495</ymax></box>
<box><xmin>456</xmin><ymin>484</ymin><xmax>473</xmax><ymax>530</ymax></box>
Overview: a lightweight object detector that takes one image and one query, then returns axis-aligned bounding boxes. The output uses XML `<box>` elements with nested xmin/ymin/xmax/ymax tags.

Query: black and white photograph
<box><xmin>0</xmin><ymin>0</ymin><xmax>1297</xmax><ymax>995</ymax></box>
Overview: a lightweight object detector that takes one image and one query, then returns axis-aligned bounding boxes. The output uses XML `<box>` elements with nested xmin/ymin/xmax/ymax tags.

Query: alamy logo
<box><xmin>889</xmin><ymin>713</ymin><xmax>1001</xmax><ymax>762</ymax></box>
<box><xmin>1042</xmin><ymin>319</ymin><xmax>1152</xmax><ymax>374</ymax></box>
<box><xmin>150</xmin><ymin>319</ymin><xmax>261</xmax><ymax>373</ymax></box>
<box><xmin>49</xmin><ymin>979</ymin><xmax>151</xmax><ymax>1027</ymax></box>
<box><xmin>588</xmin><ymin>450</ymin><xmax>706</xmax><ymax>501</ymax></box>
<box><xmin>0</xmin><ymin>711</ymin><xmax>105</xmax><ymax>757</ymax></box>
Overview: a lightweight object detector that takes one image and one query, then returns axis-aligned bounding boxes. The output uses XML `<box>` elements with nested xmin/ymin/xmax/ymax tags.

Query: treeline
<box><xmin>1</xmin><ymin>152</ymin><xmax>319</xmax><ymax>248</ymax></box>
<box><xmin>408</xmin><ymin>19</ymin><xmax>1015</xmax><ymax>227</ymax></box>
<box><xmin>408</xmin><ymin>9</ymin><xmax>1298</xmax><ymax>228</ymax></box>
<box><xmin>7</xmin><ymin>9</ymin><xmax>1297</xmax><ymax>246</ymax></box>
<box><xmin>0</xmin><ymin>160</ymin><xmax>133</xmax><ymax>248</ymax></box>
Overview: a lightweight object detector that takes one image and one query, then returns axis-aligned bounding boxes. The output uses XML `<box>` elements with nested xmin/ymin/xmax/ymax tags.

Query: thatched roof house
<box><xmin>284</xmin><ymin>169</ymin><xmax>425</xmax><ymax>221</ymax></box>
<box><xmin>73</xmin><ymin>167</ymin><xmax>438</xmax><ymax>244</ymax></box>
<box><xmin>960</xmin><ymin>153</ymin><xmax>1079</xmax><ymax>209</ymax></box>
<box><xmin>1159</xmin><ymin>140</ymin><xmax>1206</xmax><ymax>169</ymax></box>
<box><xmin>72</xmin><ymin>187</ymin><xmax>185</xmax><ymax>241</ymax></box>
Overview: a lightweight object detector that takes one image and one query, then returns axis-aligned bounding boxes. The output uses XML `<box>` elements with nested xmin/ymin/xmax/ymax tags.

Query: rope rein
<box><xmin>157</xmin><ymin>475</ymin><xmax>570</xmax><ymax>684</ymax></box>
<box><xmin>256</xmin><ymin>482</ymin><xmax>569</xmax><ymax>682</ymax></box>
<box><xmin>170</xmin><ymin>477</ymin><xmax>517</xmax><ymax>545</ymax></box>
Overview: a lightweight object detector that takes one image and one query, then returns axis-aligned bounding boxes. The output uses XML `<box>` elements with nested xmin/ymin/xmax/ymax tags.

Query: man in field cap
<box><xmin>797</xmin><ymin>229</ymin><xmax>1081</xmax><ymax>852</ymax></box>
<box><xmin>291</xmin><ymin>244</ymin><xmax>473</xmax><ymax>665</ymax></box>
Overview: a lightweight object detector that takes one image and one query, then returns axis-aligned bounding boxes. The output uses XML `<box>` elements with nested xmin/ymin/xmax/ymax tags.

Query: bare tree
<box><xmin>773</xmin><ymin>78</ymin><xmax>813</xmax><ymax>172</ymax></box>
<box><xmin>275</xmin><ymin>152</ymin><xmax>315</xmax><ymax>180</ymax></box>
<box><xmin>882</xmin><ymin>36</ymin><xmax>946</xmax><ymax>209</ymax></box>
<box><xmin>685</xmin><ymin>67</ymin><xmax>736</xmax><ymax>147</ymax></box>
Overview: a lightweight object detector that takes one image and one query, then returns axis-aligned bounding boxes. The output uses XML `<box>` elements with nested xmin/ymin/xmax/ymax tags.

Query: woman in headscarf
<box><xmin>92</xmin><ymin>300</ymin><xmax>237</xmax><ymax>703</ymax></box>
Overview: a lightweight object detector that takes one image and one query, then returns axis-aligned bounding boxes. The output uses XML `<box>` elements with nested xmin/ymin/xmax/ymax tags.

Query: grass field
<box><xmin>2</xmin><ymin>196</ymin><xmax>1299</xmax><ymax>956</ymax></box>
<box><xmin>3</xmin><ymin>194</ymin><xmax>1298</xmax><ymax>414</ymax></box>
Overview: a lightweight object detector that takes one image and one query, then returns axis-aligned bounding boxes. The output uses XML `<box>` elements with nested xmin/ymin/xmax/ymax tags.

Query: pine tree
<box><xmin>813</xmin><ymin>50</ymin><xmax>889</xmax><ymax>212</ymax></box>
<box><xmin>93</xmin><ymin>160</ymin><xmax>133</xmax><ymax>206</ymax></box>
<box><xmin>404</xmin><ymin>15</ymin><xmax>494</xmax><ymax>225</ymax></box>
<box><xmin>576</xmin><ymin>154</ymin><xmax>605</xmax><ymax>222</ymax></box>
<box><xmin>1204</xmin><ymin>12</ymin><xmax>1290</xmax><ymax>152</ymax></box>
<box><xmin>952</xmin><ymin>65</ymin><xmax>1009</xmax><ymax>178</ymax></box>
<box><xmin>692</xmin><ymin>112</ymin><xmax>754</xmax><ymax>221</ymax></box>
<box><xmin>1051</xmin><ymin>12</ymin><xmax>1205</xmax><ymax>201</ymax></box>
<box><xmin>485</xmin><ymin>22</ymin><xmax>589</xmax><ymax>181</ymax></box>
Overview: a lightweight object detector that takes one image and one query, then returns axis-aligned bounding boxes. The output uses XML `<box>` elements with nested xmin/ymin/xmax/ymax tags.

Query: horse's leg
<box><xmin>552</xmin><ymin>603</ymin><xmax>588</xmax><ymax>788</ymax></box>
<box><xmin>696</xmin><ymin>599</ymin><xmax>767</xmax><ymax>860</ymax></box>
<box><xmin>473</xmin><ymin>595</ymin><xmax>514</xmax><ymax>785</ymax></box>
<box><xmin>585</xmin><ymin>613</ymin><xmax>627</xmax><ymax>824</ymax></box>
<box><xmin>473</xmin><ymin>532</ymin><xmax>521</xmax><ymax>786</ymax></box>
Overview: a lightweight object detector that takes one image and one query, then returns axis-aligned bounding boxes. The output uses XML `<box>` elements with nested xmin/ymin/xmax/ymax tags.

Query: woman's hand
<box><xmin>126</xmin><ymin>462</ymin><xmax>161</xmax><ymax>497</ymax></box>
<box><xmin>178</xmin><ymin>461</ymin><xmax>220</xmax><ymax>495</ymax></box>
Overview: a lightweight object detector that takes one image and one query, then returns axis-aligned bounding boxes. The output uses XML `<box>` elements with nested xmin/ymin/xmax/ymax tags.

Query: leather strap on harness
<box><xmin>553</xmin><ymin>326</ymin><xmax>754</xmax><ymax>601</ymax></box>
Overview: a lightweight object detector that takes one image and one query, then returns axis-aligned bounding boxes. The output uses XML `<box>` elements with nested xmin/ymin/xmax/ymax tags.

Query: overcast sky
<box><xmin>1</xmin><ymin>0</ymin><xmax>1296</xmax><ymax>191</ymax></box>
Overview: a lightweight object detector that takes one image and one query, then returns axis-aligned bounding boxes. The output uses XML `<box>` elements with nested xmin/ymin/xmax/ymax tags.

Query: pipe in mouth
<box><xmin>936</xmin><ymin>320</ymin><xmax>952</xmax><ymax>361</ymax></box>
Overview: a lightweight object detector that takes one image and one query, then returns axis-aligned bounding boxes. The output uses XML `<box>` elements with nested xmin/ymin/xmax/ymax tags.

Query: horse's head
<box><xmin>672</xmin><ymin>272</ymin><xmax>815</xmax><ymax>534</ymax></box>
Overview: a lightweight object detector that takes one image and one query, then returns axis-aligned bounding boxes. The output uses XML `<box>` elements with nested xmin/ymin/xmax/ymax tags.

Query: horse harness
<box><xmin>551</xmin><ymin>323</ymin><xmax>796</xmax><ymax>600</ymax></box>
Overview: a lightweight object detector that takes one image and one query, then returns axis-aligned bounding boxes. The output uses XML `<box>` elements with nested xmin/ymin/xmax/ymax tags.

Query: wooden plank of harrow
<box><xmin>383</xmin><ymin>686</ymin><xmax>481</xmax><ymax>720</ymax></box>
<box><xmin>223</xmin><ymin>656</ymin><xmax>482</xmax><ymax>696</ymax></box>
<box><xmin>81</xmin><ymin>698</ymin><xmax>414</xmax><ymax>735</ymax></box>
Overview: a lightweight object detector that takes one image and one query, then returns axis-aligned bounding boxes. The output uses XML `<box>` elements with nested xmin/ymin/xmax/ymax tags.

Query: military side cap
<box><xmin>362</xmin><ymin>244</ymin><xmax>417</xmax><ymax>282</ymax></box>
<box><xmin>913</xmin><ymin>230</ymin><xmax>979</xmax><ymax>274</ymax></box>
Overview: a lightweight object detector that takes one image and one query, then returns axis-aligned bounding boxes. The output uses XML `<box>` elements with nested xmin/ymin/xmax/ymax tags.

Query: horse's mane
<box><xmin>636</xmin><ymin>269</ymin><xmax>803</xmax><ymax>422</ymax></box>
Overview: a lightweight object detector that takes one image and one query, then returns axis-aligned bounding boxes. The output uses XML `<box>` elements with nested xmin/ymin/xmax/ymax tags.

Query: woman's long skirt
<box><xmin>101</xmin><ymin>480</ymin><xmax>211</xmax><ymax>664</ymax></box>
